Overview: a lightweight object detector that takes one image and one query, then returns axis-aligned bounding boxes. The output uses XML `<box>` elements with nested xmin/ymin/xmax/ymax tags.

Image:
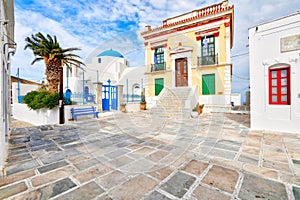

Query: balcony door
<box><xmin>201</xmin><ymin>35</ymin><xmax>215</xmax><ymax>65</ymax></box>
<box><xmin>175</xmin><ymin>58</ymin><xmax>188</xmax><ymax>87</ymax></box>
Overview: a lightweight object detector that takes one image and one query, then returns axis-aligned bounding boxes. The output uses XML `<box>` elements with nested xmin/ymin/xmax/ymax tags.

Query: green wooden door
<box><xmin>202</xmin><ymin>74</ymin><xmax>215</xmax><ymax>95</ymax></box>
<box><xmin>155</xmin><ymin>78</ymin><xmax>164</xmax><ymax>96</ymax></box>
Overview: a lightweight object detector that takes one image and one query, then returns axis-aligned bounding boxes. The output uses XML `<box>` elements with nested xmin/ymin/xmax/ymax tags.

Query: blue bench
<box><xmin>71</xmin><ymin>106</ymin><xmax>99</xmax><ymax>121</ymax></box>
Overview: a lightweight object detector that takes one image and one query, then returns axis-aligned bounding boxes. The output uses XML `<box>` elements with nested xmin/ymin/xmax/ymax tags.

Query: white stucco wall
<box><xmin>231</xmin><ymin>93</ymin><xmax>241</xmax><ymax>106</ymax></box>
<box><xmin>249</xmin><ymin>12</ymin><xmax>300</xmax><ymax>133</ymax></box>
<box><xmin>85</xmin><ymin>56</ymin><xmax>128</xmax><ymax>85</ymax></box>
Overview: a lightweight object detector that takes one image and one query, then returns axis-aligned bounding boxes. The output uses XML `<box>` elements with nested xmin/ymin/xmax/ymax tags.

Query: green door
<box><xmin>202</xmin><ymin>74</ymin><xmax>215</xmax><ymax>95</ymax></box>
<box><xmin>155</xmin><ymin>78</ymin><xmax>164</xmax><ymax>96</ymax></box>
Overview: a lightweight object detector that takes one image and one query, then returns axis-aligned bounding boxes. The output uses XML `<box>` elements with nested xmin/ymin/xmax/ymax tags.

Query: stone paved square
<box><xmin>1</xmin><ymin>113</ymin><xmax>298</xmax><ymax>199</ymax></box>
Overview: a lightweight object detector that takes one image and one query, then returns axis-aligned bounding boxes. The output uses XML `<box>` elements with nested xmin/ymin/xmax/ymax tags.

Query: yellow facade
<box><xmin>141</xmin><ymin>1</ymin><xmax>234</xmax><ymax>101</ymax></box>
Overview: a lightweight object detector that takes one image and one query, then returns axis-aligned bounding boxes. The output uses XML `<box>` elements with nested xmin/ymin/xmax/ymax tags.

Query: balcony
<box><xmin>198</xmin><ymin>54</ymin><xmax>218</xmax><ymax>66</ymax></box>
<box><xmin>151</xmin><ymin>62</ymin><xmax>166</xmax><ymax>72</ymax></box>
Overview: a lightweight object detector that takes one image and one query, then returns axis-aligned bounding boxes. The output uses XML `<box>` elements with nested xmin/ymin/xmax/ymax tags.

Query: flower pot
<box><xmin>191</xmin><ymin>111</ymin><xmax>199</xmax><ymax>118</ymax></box>
<box><xmin>120</xmin><ymin>105</ymin><xmax>126</xmax><ymax>112</ymax></box>
<box><xmin>140</xmin><ymin>103</ymin><xmax>146</xmax><ymax>110</ymax></box>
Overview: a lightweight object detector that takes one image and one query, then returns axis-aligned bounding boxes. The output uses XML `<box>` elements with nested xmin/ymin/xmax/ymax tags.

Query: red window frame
<box><xmin>268</xmin><ymin>67</ymin><xmax>290</xmax><ymax>105</ymax></box>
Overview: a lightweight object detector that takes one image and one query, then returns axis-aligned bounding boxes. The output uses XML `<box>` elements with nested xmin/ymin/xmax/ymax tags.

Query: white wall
<box><xmin>231</xmin><ymin>93</ymin><xmax>241</xmax><ymax>106</ymax></box>
<box><xmin>85</xmin><ymin>56</ymin><xmax>128</xmax><ymax>85</ymax></box>
<box><xmin>12</xmin><ymin>82</ymin><xmax>39</xmax><ymax>104</ymax></box>
<box><xmin>249</xmin><ymin>12</ymin><xmax>300</xmax><ymax>133</ymax></box>
<box><xmin>13</xmin><ymin>103</ymin><xmax>59</xmax><ymax>125</ymax></box>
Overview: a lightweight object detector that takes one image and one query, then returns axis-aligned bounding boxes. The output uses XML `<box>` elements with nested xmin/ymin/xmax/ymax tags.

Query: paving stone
<box><xmin>192</xmin><ymin>184</ymin><xmax>231</xmax><ymax>200</ymax></box>
<box><xmin>9</xmin><ymin>136</ymin><xmax>30</xmax><ymax>144</ymax></box>
<box><xmin>238</xmin><ymin>153</ymin><xmax>259</xmax><ymax>166</ymax></box>
<box><xmin>208</xmin><ymin>148</ymin><xmax>237</xmax><ymax>160</ymax></box>
<box><xmin>73</xmin><ymin>158</ymin><xmax>101</xmax><ymax>171</ymax></box>
<box><xmin>144</xmin><ymin>190</ymin><xmax>172</xmax><ymax>200</ymax></box>
<box><xmin>128</xmin><ymin>147</ymin><xmax>156</xmax><ymax>158</ymax></box>
<box><xmin>146</xmin><ymin>150</ymin><xmax>169</xmax><ymax>162</ymax></box>
<box><xmin>126</xmin><ymin>144</ymin><xmax>142</xmax><ymax>150</ymax></box>
<box><xmin>97</xmin><ymin>195</ymin><xmax>113</xmax><ymax>200</ymax></box>
<box><xmin>7</xmin><ymin>152</ymin><xmax>32</xmax><ymax>163</ymax></box>
<box><xmin>210</xmin><ymin>157</ymin><xmax>243</xmax><ymax>170</ymax></box>
<box><xmin>107</xmin><ymin>155</ymin><xmax>134</xmax><ymax>168</ymax></box>
<box><xmin>13</xmin><ymin>190</ymin><xmax>42</xmax><ymax>200</ymax></box>
<box><xmin>115</xmin><ymin>141</ymin><xmax>132</xmax><ymax>148</ymax></box>
<box><xmin>37</xmin><ymin>177</ymin><xmax>76</xmax><ymax>199</ymax></box>
<box><xmin>160</xmin><ymin>172</ymin><xmax>196</xmax><ymax>198</ymax></box>
<box><xmin>215</xmin><ymin>142</ymin><xmax>241</xmax><ymax>151</ymax></box>
<box><xmin>242</xmin><ymin>164</ymin><xmax>278</xmax><ymax>179</ymax></box>
<box><xmin>97</xmin><ymin>170</ymin><xmax>127</xmax><ymax>189</ymax></box>
<box><xmin>56</xmin><ymin>181</ymin><xmax>104</xmax><ymax>200</ymax></box>
<box><xmin>0</xmin><ymin>169</ymin><xmax>35</xmax><ymax>187</ymax></box>
<box><xmin>73</xmin><ymin>164</ymin><xmax>112</xmax><ymax>184</ymax></box>
<box><xmin>182</xmin><ymin>160</ymin><xmax>208</xmax><ymax>176</ymax></box>
<box><xmin>0</xmin><ymin>181</ymin><xmax>27</xmax><ymax>199</ymax></box>
<box><xmin>6</xmin><ymin>159</ymin><xmax>40</xmax><ymax>175</ymax></box>
<box><xmin>120</xmin><ymin>158</ymin><xmax>154</xmax><ymax>172</ymax></box>
<box><xmin>41</xmin><ymin>149</ymin><xmax>81</xmax><ymax>165</ymax></box>
<box><xmin>263</xmin><ymin>159</ymin><xmax>291</xmax><ymax>173</ymax></box>
<box><xmin>37</xmin><ymin>160</ymin><xmax>69</xmax><ymax>174</ymax></box>
<box><xmin>202</xmin><ymin>165</ymin><xmax>239</xmax><ymax>193</ymax></box>
<box><xmin>148</xmin><ymin>166</ymin><xmax>173</xmax><ymax>181</ymax></box>
<box><xmin>40</xmin><ymin>152</ymin><xmax>66</xmax><ymax>165</ymax></box>
<box><xmin>293</xmin><ymin>186</ymin><xmax>300</xmax><ymax>200</ymax></box>
<box><xmin>238</xmin><ymin>174</ymin><xmax>288</xmax><ymax>200</ymax></box>
<box><xmin>31</xmin><ymin>166</ymin><xmax>76</xmax><ymax>187</ymax></box>
<box><xmin>109</xmin><ymin>175</ymin><xmax>157</xmax><ymax>200</ymax></box>
<box><xmin>241</xmin><ymin>145</ymin><xmax>260</xmax><ymax>155</ymax></box>
<box><xmin>104</xmin><ymin>149</ymin><xmax>130</xmax><ymax>159</ymax></box>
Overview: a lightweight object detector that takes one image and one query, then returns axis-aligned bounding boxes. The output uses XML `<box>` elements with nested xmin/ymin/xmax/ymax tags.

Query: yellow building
<box><xmin>140</xmin><ymin>0</ymin><xmax>234</xmax><ymax>112</ymax></box>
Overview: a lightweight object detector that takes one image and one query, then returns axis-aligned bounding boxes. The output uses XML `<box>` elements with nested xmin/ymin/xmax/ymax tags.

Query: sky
<box><xmin>11</xmin><ymin>0</ymin><xmax>300</xmax><ymax>98</ymax></box>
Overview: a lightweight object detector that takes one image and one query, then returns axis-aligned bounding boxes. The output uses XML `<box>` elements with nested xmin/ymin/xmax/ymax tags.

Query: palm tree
<box><xmin>25</xmin><ymin>32</ymin><xmax>85</xmax><ymax>124</ymax></box>
<box><xmin>25</xmin><ymin>32</ymin><xmax>84</xmax><ymax>93</ymax></box>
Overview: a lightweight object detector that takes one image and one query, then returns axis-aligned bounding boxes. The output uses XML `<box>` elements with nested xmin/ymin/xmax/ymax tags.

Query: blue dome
<box><xmin>97</xmin><ymin>49</ymin><xmax>124</xmax><ymax>58</ymax></box>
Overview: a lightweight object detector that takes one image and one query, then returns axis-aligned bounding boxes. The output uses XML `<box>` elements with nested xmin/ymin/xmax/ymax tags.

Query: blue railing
<box><xmin>123</xmin><ymin>94</ymin><xmax>142</xmax><ymax>102</ymax></box>
<box><xmin>64</xmin><ymin>92</ymin><xmax>96</xmax><ymax>105</ymax></box>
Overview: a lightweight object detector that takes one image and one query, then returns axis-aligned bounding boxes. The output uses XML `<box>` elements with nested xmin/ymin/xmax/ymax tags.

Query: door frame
<box><xmin>175</xmin><ymin>58</ymin><xmax>188</xmax><ymax>87</ymax></box>
<box><xmin>170</xmin><ymin>49</ymin><xmax>192</xmax><ymax>88</ymax></box>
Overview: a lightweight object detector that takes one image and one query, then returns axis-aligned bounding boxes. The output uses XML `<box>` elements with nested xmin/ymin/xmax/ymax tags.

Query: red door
<box><xmin>175</xmin><ymin>58</ymin><xmax>188</xmax><ymax>87</ymax></box>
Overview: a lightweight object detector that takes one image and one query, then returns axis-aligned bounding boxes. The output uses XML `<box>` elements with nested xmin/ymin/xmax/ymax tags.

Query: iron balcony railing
<box><xmin>198</xmin><ymin>54</ymin><xmax>218</xmax><ymax>66</ymax></box>
<box><xmin>151</xmin><ymin>62</ymin><xmax>166</xmax><ymax>72</ymax></box>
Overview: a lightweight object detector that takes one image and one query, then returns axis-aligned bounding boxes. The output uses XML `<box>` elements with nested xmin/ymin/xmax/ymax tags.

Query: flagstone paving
<box><xmin>1</xmin><ymin>112</ymin><xmax>300</xmax><ymax>199</ymax></box>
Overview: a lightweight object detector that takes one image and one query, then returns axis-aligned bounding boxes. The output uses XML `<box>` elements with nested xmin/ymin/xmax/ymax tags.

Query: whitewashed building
<box><xmin>249</xmin><ymin>11</ymin><xmax>300</xmax><ymax>133</ymax></box>
<box><xmin>0</xmin><ymin>0</ymin><xmax>15</xmax><ymax>170</ymax></box>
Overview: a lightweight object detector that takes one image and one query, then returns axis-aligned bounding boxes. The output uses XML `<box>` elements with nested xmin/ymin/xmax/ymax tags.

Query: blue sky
<box><xmin>12</xmin><ymin>0</ymin><xmax>300</xmax><ymax>97</ymax></box>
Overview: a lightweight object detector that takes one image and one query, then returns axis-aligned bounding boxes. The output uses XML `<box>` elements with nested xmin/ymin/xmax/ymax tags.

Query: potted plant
<box><xmin>199</xmin><ymin>104</ymin><xmax>204</xmax><ymax>114</ymax></box>
<box><xmin>140</xmin><ymin>101</ymin><xmax>146</xmax><ymax>110</ymax></box>
<box><xmin>140</xmin><ymin>94</ymin><xmax>146</xmax><ymax>110</ymax></box>
<box><xmin>120</xmin><ymin>103</ymin><xmax>126</xmax><ymax>112</ymax></box>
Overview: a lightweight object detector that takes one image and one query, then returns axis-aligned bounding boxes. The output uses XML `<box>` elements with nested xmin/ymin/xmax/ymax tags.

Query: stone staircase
<box><xmin>149</xmin><ymin>87</ymin><xmax>194</xmax><ymax>119</ymax></box>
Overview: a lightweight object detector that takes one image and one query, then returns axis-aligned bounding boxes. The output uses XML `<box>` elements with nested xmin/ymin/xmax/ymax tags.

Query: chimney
<box><xmin>222</xmin><ymin>0</ymin><xmax>228</xmax><ymax>8</ymax></box>
<box><xmin>145</xmin><ymin>25</ymin><xmax>151</xmax><ymax>31</ymax></box>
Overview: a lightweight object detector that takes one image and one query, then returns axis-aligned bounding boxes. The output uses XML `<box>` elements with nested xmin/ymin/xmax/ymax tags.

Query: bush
<box><xmin>23</xmin><ymin>90</ymin><xmax>59</xmax><ymax>110</ymax></box>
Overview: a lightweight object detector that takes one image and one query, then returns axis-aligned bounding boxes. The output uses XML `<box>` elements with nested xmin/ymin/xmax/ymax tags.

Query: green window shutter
<box><xmin>155</xmin><ymin>78</ymin><xmax>164</xmax><ymax>96</ymax></box>
<box><xmin>202</xmin><ymin>74</ymin><xmax>215</xmax><ymax>95</ymax></box>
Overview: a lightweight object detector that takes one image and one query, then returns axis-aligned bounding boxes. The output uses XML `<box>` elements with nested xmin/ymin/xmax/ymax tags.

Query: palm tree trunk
<box><xmin>46</xmin><ymin>59</ymin><xmax>61</xmax><ymax>93</ymax></box>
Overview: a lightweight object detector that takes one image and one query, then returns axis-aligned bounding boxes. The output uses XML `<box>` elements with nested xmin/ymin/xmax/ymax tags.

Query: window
<box><xmin>202</xmin><ymin>74</ymin><xmax>215</xmax><ymax>95</ymax></box>
<box><xmin>98</xmin><ymin>58</ymin><xmax>101</xmax><ymax>63</ymax></box>
<box><xmin>154</xmin><ymin>47</ymin><xmax>164</xmax><ymax>63</ymax></box>
<box><xmin>201</xmin><ymin>35</ymin><xmax>216</xmax><ymax>65</ymax></box>
<box><xmin>269</xmin><ymin>67</ymin><xmax>290</xmax><ymax>105</ymax></box>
